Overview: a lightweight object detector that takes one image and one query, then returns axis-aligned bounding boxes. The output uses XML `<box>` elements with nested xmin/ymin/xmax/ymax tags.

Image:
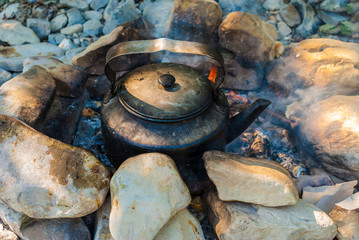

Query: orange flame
<box><xmin>208</xmin><ymin>66</ymin><xmax>217</xmax><ymax>83</ymax></box>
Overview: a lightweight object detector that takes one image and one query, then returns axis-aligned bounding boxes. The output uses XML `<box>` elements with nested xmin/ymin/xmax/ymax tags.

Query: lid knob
<box><xmin>159</xmin><ymin>74</ymin><xmax>176</xmax><ymax>88</ymax></box>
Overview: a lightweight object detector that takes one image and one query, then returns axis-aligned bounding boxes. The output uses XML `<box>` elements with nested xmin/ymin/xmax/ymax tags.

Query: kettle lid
<box><xmin>118</xmin><ymin>63</ymin><xmax>213</xmax><ymax>122</ymax></box>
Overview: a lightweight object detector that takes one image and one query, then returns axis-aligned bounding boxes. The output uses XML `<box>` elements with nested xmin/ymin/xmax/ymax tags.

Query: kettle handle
<box><xmin>105</xmin><ymin>38</ymin><xmax>225</xmax><ymax>96</ymax></box>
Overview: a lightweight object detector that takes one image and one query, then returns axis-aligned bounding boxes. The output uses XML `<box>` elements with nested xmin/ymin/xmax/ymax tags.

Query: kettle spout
<box><xmin>226</xmin><ymin>99</ymin><xmax>271</xmax><ymax>144</ymax></box>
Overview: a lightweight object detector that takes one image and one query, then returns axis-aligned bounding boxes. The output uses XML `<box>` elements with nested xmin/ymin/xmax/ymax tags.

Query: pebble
<box><xmin>60</xmin><ymin>24</ymin><xmax>83</xmax><ymax>35</ymax></box>
<box><xmin>292</xmin><ymin>0</ymin><xmax>322</xmax><ymax>39</ymax></box>
<box><xmin>0</xmin><ymin>3</ymin><xmax>20</xmax><ymax>19</ymax></box>
<box><xmin>263</xmin><ymin>0</ymin><xmax>285</xmax><ymax>11</ymax></box>
<box><xmin>26</xmin><ymin>18</ymin><xmax>51</xmax><ymax>40</ymax></box>
<box><xmin>317</xmin><ymin>10</ymin><xmax>350</xmax><ymax>25</ymax></box>
<box><xmin>59</xmin><ymin>38</ymin><xmax>75</xmax><ymax>50</ymax></box>
<box><xmin>83</xmin><ymin>19</ymin><xmax>103</xmax><ymax>36</ymax></box>
<box><xmin>280</xmin><ymin>4</ymin><xmax>302</xmax><ymax>27</ymax></box>
<box><xmin>50</xmin><ymin>14</ymin><xmax>68</xmax><ymax>33</ymax></box>
<box><xmin>60</xmin><ymin>0</ymin><xmax>89</xmax><ymax>11</ymax></box>
<box><xmin>319</xmin><ymin>0</ymin><xmax>350</xmax><ymax>12</ymax></box>
<box><xmin>59</xmin><ymin>47</ymin><xmax>85</xmax><ymax>65</ymax></box>
<box><xmin>218</xmin><ymin>0</ymin><xmax>267</xmax><ymax>19</ymax></box>
<box><xmin>0</xmin><ymin>20</ymin><xmax>40</xmax><ymax>46</ymax></box>
<box><xmin>48</xmin><ymin>33</ymin><xmax>66</xmax><ymax>45</ymax></box>
<box><xmin>83</xmin><ymin>10</ymin><xmax>103</xmax><ymax>21</ymax></box>
<box><xmin>0</xmin><ymin>68</ymin><xmax>12</xmax><ymax>86</ymax></box>
<box><xmin>66</xmin><ymin>8</ymin><xmax>86</xmax><ymax>26</ymax></box>
<box><xmin>90</xmin><ymin>0</ymin><xmax>109</xmax><ymax>10</ymax></box>
<box><xmin>277</xmin><ymin>21</ymin><xmax>292</xmax><ymax>37</ymax></box>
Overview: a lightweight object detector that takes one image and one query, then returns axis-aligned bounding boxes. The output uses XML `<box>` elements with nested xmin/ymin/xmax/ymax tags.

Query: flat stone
<box><xmin>90</xmin><ymin>0</ymin><xmax>109</xmax><ymax>10</ymax></box>
<box><xmin>277</xmin><ymin>21</ymin><xmax>292</xmax><ymax>38</ymax></box>
<box><xmin>26</xmin><ymin>18</ymin><xmax>51</xmax><ymax>40</ymax></box>
<box><xmin>0</xmin><ymin>43</ymin><xmax>65</xmax><ymax>72</ymax></box>
<box><xmin>60</xmin><ymin>0</ymin><xmax>89</xmax><ymax>10</ymax></box>
<box><xmin>93</xmin><ymin>197</ymin><xmax>113</xmax><ymax>240</ymax></box>
<box><xmin>0</xmin><ymin>66</ymin><xmax>56</xmax><ymax>127</ymax></box>
<box><xmin>0</xmin><ymin>20</ymin><xmax>40</xmax><ymax>46</ymax></box>
<box><xmin>267</xmin><ymin>38</ymin><xmax>359</xmax><ymax>97</ymax></box>
<box><xmin>0</xmin><ymin>68</ymin><xmax>11</xmax><ymax>86</ymax></box>
<box><xmin>219</xmin><ymin>11</ymin><xmax>277</xmax><ymax>63</ymax></box>
<box><xmin>320</xmin><ymin>0</ymin><xmax>350</xmax><ymax>12</ymax></box>
<box><xmin>330</xmin><ymin>192</ymin><xmax>359</xmax><ymax>240</ymax></box>
<box><xmin>83</xmin><ymin>20</ymin><xmax>103</xmax><ymax>36</ymax></box>
<box><xmin>204</xmin><ymin>151</ymin><xmax>298</xmax><ymax>206</ymax></box>
<box><xmin>66</xmin><ymin>9</ymin><xmax>86</xmax><ymax>27</ymax></box>
<box><xmin>21</xmin><ymin>218</ymin><xmax>91</xmax><ymax>240</ymax></box>
<box><xmin>0</xmin><ymin>3</ymin><xmax>19</xmax><ymax>19</ymax></box>
<box><xmin>263</xmin><ymin>0</ymin><xmax>285</xmax><ymax>11</ymax></box>
<box><xmin>154</xmin><ymin>209</ymin><xmax>205</xmax><ymax>240</ymax></box>
<box><xmin>60</xmin><ymin>24</ymin><xmax>83</xmax><ymax>35</ymax></box>
<box><xmin>280</xmin><ymin>4</ymin><xmax>302</xmax><ymax>27</ymax></box>
<box><xmin>72</xmin><ymin>21</ymin><xmax>143</xmax><ymax>75</ymax></box>
<box><xmin>109</xmin><ymin>153</ymin><xmax>191</xmax><ymax>240</ymax></box>
<box><xmin>297</xmin><ymin>95</ymin><xmax>359</xmax><ymax>181</ymax></box>
<box><xmin>50</xmin><ymin>14</ymin><xmax>68</xmax><ymax>33</ymax></box>
<box><xmin>83</xmin><ymin>10</ymin><xmax>103</xmax><ymax>21</ymax></box>
<box><xmin>292</xmin><ymin>0</ymin><xmax>321</xmax><ymax>39</ymax></box>
<box><xmin>0</xmin><ymin>114</ymin><xmax>111</xmax><ymax>218</ymax></box>
<box><xmin>317</xmin><ymin>10</ymin><xmax>350</xmax><ymax>25</ymax></box>
<box><xmin>206</xmin><ymin>191</ymin><xmax>338</xmax><ymax>240</ymax></box>
<box><xmin>23</xmin><ymin>56</ymin><xmax>87</xmax><ymax>98</ymax></box>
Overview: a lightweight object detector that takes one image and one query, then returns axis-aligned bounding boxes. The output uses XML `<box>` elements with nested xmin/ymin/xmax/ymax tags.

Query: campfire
<box><xmin>0</xmin><ymin>0</ymin><xmax>359</xmax><ymax>239</ymax></box>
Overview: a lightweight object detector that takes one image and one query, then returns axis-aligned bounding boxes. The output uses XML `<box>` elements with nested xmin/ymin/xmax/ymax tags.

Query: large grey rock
<box><xmin>0</xmin><ymin>68</ymin><xmax>11</xmax><ymax>86</ymax></box>
<box><xmin>26</xmin><ymin>18</ymin><xmax>51</xmax><ymax>40</ymax></box>
<box><xmin>204</xmin><ymin>151</ymin><xmax>298</xmax><ymax>206</ymax></box>
<box><xmin>218</xmin><ymin>0</ymin><xmax>266</xmax><ymax>19</ymax></box>
<box><xmin>90</xmin><ymin>0</ymin><xmax>109</xmax><ymax>10</ymax></box>
<box><xmin>23</xmin><ymin>56</ymin><xmax>87</xmax><ymax>98</ymax></box>
<box><xmin>109</xmin><ymin>153</ymin><xmax>191</xmax><ymax>240</ymax></box>
<box><xmin>298</xmin><ymin>95</ymin><xmax>359</xmax><ymax>181</ymax></box>
<box><xmin>60</xmin><ymin>0</ymin><xmax>89</xmax><ymax>10</ymax></box>
<box><xmin>292</xmin><ymin>0</ymin><xmax>321</xmax><ymax>39</ymax></box>
<box><xmin>0</xmin><ymin>114</ymin><xmax>111</xmax><ymax>218</ymax></box>
<box><xmin>66</xmin><ymin>9</ymin><xmax>86</xmax><ymax>27</ymax></box>
<box><xmin>279</xmin><ymin>4</ymin><xmax>302</xmax><ymax>27</ymax></box>
<box><xmin>72</xmin><ymin>21</ymin><xmax>143</xmax><ymax>75</ymax></box>
<box><xmin>206</xmin><ymin>191</ymin><xmax>337</xmax><ymax>240</ymax></box>
<box><xmin>0</xmin><ymin>3</ymin><xmax>19</xmax><ymax>19</ymax></box>
<box><xmin>50</xmin><ymin>14</ymin><xmax>68</xmax><ymax>33</ymax></box>
<box><xmin>0</xmin><ymin>66</ymin><xmax>56</xmax><ymax>127</ymax></box>
<box><xmin>267</xmin><ymin>39</ymin><xmax>359</xmax><ymax>97</ymax></box>
<box><xmin>219</xmin><ymin>11</ymin><xmax>277</xmax><ymax>63</ymax></box>
<box><xmin>83</xmin><ymin>20</ymin><xmax>103</xmax><ymax>36</ymax></box>
<box><xmin>0</xmin><ymin>20</ymin><xmax>40</xmax><ymax>46</ymax></box>
<box><xmin>0</xmin><ymin>43</ymin><xmax>65</xmax><ymax>72</ymax></box>
<box><xmin>22</xmin><ymin>218</ymin><xmax>91</xmax><ymax>240</ymax></box>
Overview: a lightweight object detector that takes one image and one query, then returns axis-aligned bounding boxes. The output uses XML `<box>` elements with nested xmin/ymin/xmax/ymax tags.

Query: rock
<box><xmin>319</xmin><ymin>24</ymin><xmax>341</xmax><ymax>35</ymax></box>
<box><xmin>66</xmin><ymin>9</ymin><xmax>86</xmax><ymax>27</ymax></box>
<box><xmin>165</xmin><ymin>0</ymin><xmax>222</xmax><ymax>46</ymax></box>
<box><xmin>203</xmin><ymin>151</ymin><xmax>298</xmax><ymax>206</ymax></box>
<box><xmin>219</xmin><ymin>11</ymin><xmax>277</xmax><ymax>63</ymax></box>
<box><xmin>0</xmin><ymin>68</ymin><xmax>11</xmax><ymax>86</ymax></box>
<box><xmin>0</xmin><ymin>200</ymin><xmax>30</xmax><ymax>239</ymax></box>
<box><xmin>59</xmin><ymin>38</ymin><xmax>75</xmax><ymax>51</ymax></box>
<box><xmin>292</xmin><ymin>0</ymin><xmax>321</xmax><ymax>39</ymax></box>
<box><xmin>50</xmin><ymin>14</ymin><xmax>68</xmax><ymax>33</ymax></box>
<box><xmin>320</xmin><ymin>0</ymin><xmax>350</xmax><ymax>12</ymax></box>
<box><xmin>72</xmin><ymin>21</ymin><xmax>143</xmax><ymax>75</ymax></box>
<box><xmin>140</xmin><ymin>0</ymin><xmax>174</xmax><ymax>39</ymax></box>
<box><xmin>154</xmin><ymin>209</ymin><xmax>205</xmax><ymax>240</ymax></box>
<box><xmin>60</xmin><ymin>24</ymin><xmax>83</xmax><ymax>35</ymax></box>
<box><xmin>0</xmin><ymin>66</ymin><xmax>56</xmax><ymax>127</ymax></box>
<box><xmin>60</xmin><ymin>0</ymin><xmax>89</xmax><ymax>11</ymax></box>
<box><xmin>0</xmin><ymin>43</ymin><xmax>65</xmax><ymax>72</ymax></box>
<box><xmin>26</xmin><ymin>19</ymin><xmax>51</xmax><ymax>40</ymax></box>
<box><xmin>347</xmin><ymin>2</ymin><xmax>359</xmax><ymax>14</ymax></box>
<box><xmin>48</xmin><ymin>33</ymin><xmax>66</xmax><ymax>45</ymax></box>
<box><xmin>298</xmin><ymin>95</ymin><xmax>359</xmax><ymax>181</ymax></box>
<box><xmin>218</xmin><ymin>0</ymin><xmax>267</xmax><ymax>19</ymax></box>
<box><xmin>296</xmin><ymin>174</ymin><xmax>334</xmax><ymax>195</ymax></box>
<box><xmin>90</xmin><ymin>0</ymin><xmax>109</xmax><ymax>10</ymax></box>
<box><xmin>330</xmin><ymin>192</ymin><xmax>359</xmax><ymax>240</ymax></box>
<box><xmin>206</xmin><ymin>191</ymin><xmax>338</xmax><ymax>240</ymax></box>
<box><xmin>83</xmin><ymin>20</ymin><xmax>103</xmax><ymax>36</ymax></box>
<box><xmin>0</xmin><ymin>20</ymin><xmax>40</xmax><ymax>46</ymax></box>
<box><xmin>109</xmin><ymin>153</ymin><xmax>191</xmax><ymax>240</ymax></box>
<box><xmin>263</xmin><ymin>0</ymin><xmax>285</xmax><ymax>11</ymax></box>
<box><xmin>267</xmin><ymin>38</ymin><xmax>359</xmax><ymax>97</ymax></box>
<box><xmin>103</xmin><ymin>0</ymin><xmax>139</xmax><ymax>35</ymax></box>
<box><xmin>59</xmin><ymin>47</ymin><xmax>85</xmax><ymax>65</ymax></box>
<box><xmin>94</xmin><ymin>197</ymin><xmax>113</xmax><ymax>240</ymax></box>
<box><xmin>22</xmin><ymin>218</ymin><xmax>91</xmax><ymax>240</ymax></box>
<box><xmin>340</xmin><ymin>21</ymin><xmax>359</xmax><ymax>35</ymax></box>
<box><xmin>279</xmin><ymin>4</ymin><xmax>302</xmax><ymax>27</ymax></box>
<box><xmin>0</xmin><ymin>222</ymin><xmax>18</xmax><ymax>240</ymax></box>
<box><xmin>23</xmin><ymin>56</ymin><xmax>87</xmax><ymax>98</ymax></box>
<box><xmin>277</xmin><ymin>21</ymin><xmax>292</xmax><ymax>38</ymax></box>
<box><xmin>0</xmin><ymin>114</ymin><xmax>111</xmax><ymax>218</ymax></box>
<box><xmin>0</xmin><ymin>3</ymin><xmax>19</xmax><ymax>19</ymax></box>
<box><xmin>86</xmin><ymin>74</ymin><xmax>111</xmax><ymax>99</ymax></box>
<box><xmin>317</xmin><ymin>10</ymin><xmax>350</xmax><ymax>25</ymax></box>
<box><xmin>220</xmin><ymin>50</ymin><xmax>265</xmax><ymax>90</ymax></box>
<box><xmin>83</xmin><ymin>10</ymin><xmax>103</xmax><ymax>21</ymax></box>
<box><xmin>302</xmin><ymin>181</ymin><xmax>357</xmax><ymax>214</ymax></box>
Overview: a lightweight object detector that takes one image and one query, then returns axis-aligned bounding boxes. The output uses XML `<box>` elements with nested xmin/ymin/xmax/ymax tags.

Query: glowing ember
<box><xmin>208</xmin><ymin>65</ymin><xmax>217</xmax><ymax>83</ymax></box>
